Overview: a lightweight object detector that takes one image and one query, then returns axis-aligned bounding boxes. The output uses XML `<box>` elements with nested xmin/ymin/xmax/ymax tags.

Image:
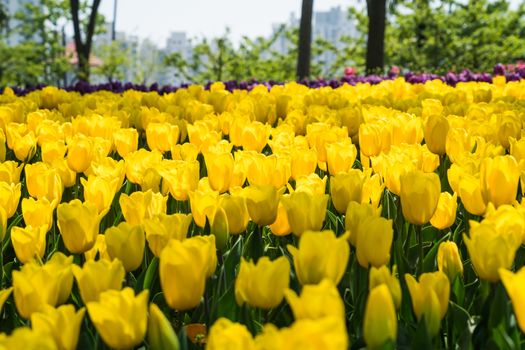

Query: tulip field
<box><xmin>1</xmin><ymin>76</ymin><xmax>525</xmax><ymax>349</ymax></box>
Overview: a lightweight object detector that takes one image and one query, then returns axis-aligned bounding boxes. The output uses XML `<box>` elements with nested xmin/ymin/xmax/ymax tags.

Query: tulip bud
<box><xmin>205</xmin><ymin>151</ymin><xmax>234</xmax><ymax>193</ymax></box>
<box><xmin>0</xmin><ymin>287</ymin><xmax>12</xmax><ymax>313</ymax></box>
<box><xmin>0</xmin><ymin>181</ymin><xmax>21</xmax><ymax>218</ymax></box>
<box><xmin>87</xmin><ymin>288</ymin><xmax>148</xmax><ymax>350</ymax></box>
<box><xmin>218</xmin><ymin>193</ymin><xmax>249</xmax><ymax>234</ymax></box>
<box><xmin>480</xmin><ymin>155</ymin><xmax>519</xmax><ymax>208</ymax></box>
<box><xmin>25</xmin><ymin>162</ymin><xmax>63</xmax><ymax>203</ymax></box>
<box><xmin>269</xmin><ymin>201</ymin><xmax>292</xmax><ymax>236</ymax></box>
<box><xmin>430</xmin><ymin>192</ymin><xmax>457</xmax><ymax>230</ymax></box>
<box><xmin>345</xmin><ymin>201</ymin><xmax>380</xmax><ymax>246</ymax></box>
<box><xmin>72</xmin><ymin>259</ymin><xmax>125</xmax><ymax>304</ymax></box>
<box><xmin>0</xmin><ymin>327</ymin><xmax>57</xmax><ymax>349</ymax></box>
<box><xmin>424</xmin><ymin>114</ymin><xmax>449</xmax><ymax>155</ymax></box>
<box><xmin>290</xmin><ymin>147</ymin><xmax>317</xmax><ymax>180</ymax></box>
<box><xmin>31</xmin><ymin>305</ymin><xmax>85</xmax><ymax>350</ymax></box>
<box><xmin>355</xmin><ymin>216</ymin><xmax>393</xmax><ymax>268</ymax></box>
<box><xmin>0</xmin><ymin>207</ymin><xmax>6</xmax><ymax>242</ymax></box>
<box><xmin>242</xmin><ymin>184</ymin><xmax>281</xmax><ymax>227</ymax></box>
<box><xmin>160</xmin><ymin>236</ymin><xmax>217</xmax><ymax>310</ymax></box>
<box><xmin>288</xmin><ymin>230</ymin><xmax>349</xmax><ymax>285</ymax></box>
<box><xmin>113</xmin><ymin>128</ymin><xmax>138</xmax><ymax>157</ymax></box>
<box><xmin>0</xmin><ymin>160</ymin><xmax>23</xmax><ymax>184</ymax></box>
<box><xmin>41</xmin><ymin>140</ymin><xmax>67</xmax><ymax>164</ymax></box>
<box><xmin>437</xmin><ymin>241</ymin><xmax>463</xmax><ymax>282</ymax></box>
<box><xmin>330</xmin><ymin>170</ymin><xmax>365</xmax><ymax>214</ymax></box>
<box><xmin>235</xmin><ymin>256</ymin><xmax>290</xmax><ymax>309</ymax></box>
<box><xmin>458</xmin><ymin>174</ymin><xmax>486</xmax><ymax>216</ymax></box>
<box><xmin>11</xmin><ymin>225</ymin><xmax>47</xmax><ymax>264</ymax></box>
<box><xmin>400</xmin><ymin>170</ymin><xmax>441</xmax><ymax>225</ymax></box>
<box><xmin>148</xmin><ymin>303</ymin><xmax>180</xmax><ymax>350</ymax></box>
<box><xmin>188</xmin><ymin>190</ymin><xmax>219</xmax><ymax>228</ymax></box>
<box><xmin>81</xmin><ymin>176</ymin><xmax>119</xmax><ymax>215</ymax></box>
<box><xmin>363</xmin><ymin>285</ymin><xmax>397</xmax><ymax>350</ymax></box>
<box><xmin>325</xmin><ymin>139</ymin><xmax>357</xmax><ymax>175</ymax></box>
<box><xmin>57</xmin><ymin>199</ymin><xmax>102</xmax><ymax>254</ymax></box>
<box><xmin>105</xmin><ymin>222</ymin><xmax>145</xmax><ymax>272</ymax></box>
<box><xmin>281</xmin><ymin>191</ymin><xmax>328</xmax><ymax>236</ymax></box>
<box><xmin>67</xmin><ymin>135</ymin><xmax>93</xmax><ymax>173</ymax></box>
<box><xmin>22</xmin><ymin>197</ymin><xmax>56</xmax><ymax>232</ymax></box>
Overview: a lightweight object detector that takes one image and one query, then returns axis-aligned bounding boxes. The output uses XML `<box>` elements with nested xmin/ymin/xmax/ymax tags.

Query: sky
<box><xmin>99</xmin><ymin>0</ymin><xmax>354</xmax><ymax>48</ymax></box>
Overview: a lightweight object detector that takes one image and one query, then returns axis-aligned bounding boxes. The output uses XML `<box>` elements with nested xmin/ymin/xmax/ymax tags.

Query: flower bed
<box><xmin>0</xmin><ymin>76</ymin><xmax>524</xmax><ymax>349</ymax></box>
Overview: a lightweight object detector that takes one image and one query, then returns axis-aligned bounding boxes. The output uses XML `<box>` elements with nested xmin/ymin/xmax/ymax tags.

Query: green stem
<box><xmin>416</xmin><ymin>225</ymin><xmax>423</xmax><ymax>277</ymax></box>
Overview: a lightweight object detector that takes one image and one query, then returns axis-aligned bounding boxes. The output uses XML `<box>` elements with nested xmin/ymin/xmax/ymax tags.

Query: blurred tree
<box><xmin>385</xmin><ymin>0</ymin><xmax>525</xmax><ymax>73</ymax></box>
<box><xmin>70</xmin><ymin>0</ymin><xmax>102</xmax><ymax>82</ymax></box>
<box><xmin>93</xmin><ymin>41</ymin><xmax>129</xmax><ymax>83</ymax></box>
<box><xmin>297</xmin><ymin>0</ymin><xmax>314</xmax><ymax>79</ymax></box>
<box><xmin>366</xmin><ymin>0</ymin><xmax>386</xmax><ymax>74</ymax></box>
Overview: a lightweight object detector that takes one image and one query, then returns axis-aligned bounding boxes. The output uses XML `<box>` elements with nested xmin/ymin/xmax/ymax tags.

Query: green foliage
<box><xmin>93</xmin><ymin>41</ymin><xmax>130</xmax><ymax>83</ymax></box>
<box><xmin>384</xmin><ymin>0</ymin><xmax>525</xmax><ymax>73</ymax></box>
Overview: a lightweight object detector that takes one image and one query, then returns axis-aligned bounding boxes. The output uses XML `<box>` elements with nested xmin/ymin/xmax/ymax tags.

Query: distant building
<box><xmin>163</xmin><ymin>31</ymin><xmax>193</xmax><ymax>85</ymax></box>
<box><xmin>269</xmin><ymin>6</ymin><xmax>356</xmax><ymax>75</ymax></box>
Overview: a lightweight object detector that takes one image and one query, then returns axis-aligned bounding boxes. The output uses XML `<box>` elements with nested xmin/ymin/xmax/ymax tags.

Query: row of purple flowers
<box><xmin>3</xmin><ymin>64</ymin><xmax>524</xmax><ymax>96</ymax></box>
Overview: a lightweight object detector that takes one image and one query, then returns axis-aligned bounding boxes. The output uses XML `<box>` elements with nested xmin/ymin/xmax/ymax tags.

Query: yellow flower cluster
<box><xmin>0</xmin><ymin>76</ymin><xmax>524</xmax><ymax>349</ymax></box>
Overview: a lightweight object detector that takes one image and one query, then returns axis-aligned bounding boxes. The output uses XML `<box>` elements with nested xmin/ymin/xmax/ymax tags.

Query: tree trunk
<box><xmin>70</xmin><ymin>0</ymin><xmax>102</xmax><ymax>82</ymax></box>
<box><xmin>366</xmin><ymin>0</ymin><xmax>386</xmax><ymax>75</ymax></box>
<box><xmin>296</xmin><ymin>0</ymin><xmax>314</xmax><ymax>80</ymax></box>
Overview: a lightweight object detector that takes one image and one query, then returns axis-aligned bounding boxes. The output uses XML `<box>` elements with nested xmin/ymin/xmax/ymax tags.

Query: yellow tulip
<box><xmin>281</xmin><ymin>191</ymin><xmax>328</xmax><ymax>236</ymax></box>
<box><xmin>72</xmin><ymin>259</ymin><xmax>125</xmax><ymax>304</ymax></box>
<box><xmin>480</xmin><ymin>155</ymin><xmax>519</xmax><ymax>207</ymax></box>
<box><xmin>464</xmin><ymin>217</ymin><xmax>522</xmax><ymax>282</ymax></box>
<box><xmin>31</xmin><ymin>305</ymin><xmax>85</xmax><ymax>350</ymax></box>
<box><xmin>124</xmin><ymin>149</ymin><xmax>163</xmax><ymax>185</ymax></box>
<box><xmin>188</xmin><ymin>189</ymin><xmax>219</xmax><ymax>228</ymax></box>
<box><xmin>87</xmin><ymin>288</ymin><xmax>148</xmax><ymax>350</ymax></box>
<box><xmin>430</xmin><ymin>192</ymin><xmax>457</xmax><ymax>230</ymax></box>
<box><xmin>81</xmin><ymin>176</ymin><xmax>119</xmax><ymax>214</ymax></box>
<box><xmin>288</xmin><ymin>230</ymin><xmax>349</xmax><ymax>285</ymax></box>
<box><xmin>51</xmin><ymin>159</ymin><xmax>76</xmax><ymax>188</ymax></box>
<box><xmin>22</xmin><ymin>197</ymin><xmax>56</xmax><ymax>232</ymax></box>
<box><xmin>269</xmin><ymin>201</ymin><xmax>292</xmax><ymax>236</ymax></box>
<box><xmin>359</xmin><ymin>123</ymin><xmax>384</xmax><ymax>157</ymax></box>
<box><xmin>437</xmin><ymin>241</ymin><xmax>463</xmax><ymax>282</ymax></box>
<box><xmin>144</xmin><ymin>213</ymin><xmax>193</xmax><ymax>257</ymax></box>
<box><xmin>424</xmin><ymin>114</ymin><xmax>449</xmax><ymax>155</ymax></box>
<box><xmin>148</xmin><ymin>303</ymin><xmax>180</xmax><ymax>350</ymax></box>
<box><xmin>218</xmin><ymin>193</ymin><xmax>250</xmax><ymax>234</ymax></box>
<box><xmin>363</xmin><ymin>285</ymin><xmax>397</xmax><ymax>350</ymax></box>
<box><xmin>290</xmin><ymin>147</ymin><xmax>317</xmax><ymax>180</ymax></box>
<box><xmin>240</xmin><ymin>121</ymin><xmax>270</xmax><ymax>153</ymax></box>
<box><xmin>0</xmin><ymin>181</ymin><xmax>21</xmax><ymax>218</ymax></box>
<box><xmin>12</xmin><ymin>259</ymin><xmax>67</xmax><ymax>319</ymax></box>
<box><xmin>284</xmin><ymin>279</ymin><xmax>345</xmax><ymax>320</ymax></box>
<box><xmin>242</xmin><ymin>184</ymin><xmax>281</xmax><ymax>227</ymax></box>
<box><xmin>235</xmin><ymin>256</ymin><xmax>290</xmax><ymax>309</ymax></box>
<box><xmin>0</xmin><ymin>160</ymin><xmax>23</xmax><ymax>184</ymax></box>
<box><xmin>294</xmin><ymin>173</ymin><xmax>327</xmax><ymax>195</ymax></box>
<box><xmin>369</xmin><ymin>265</ymin><xmax>402</xmax><ymax>309</ymax></box>
<box><xmin>0</xmin><ymin>327</ymin><xmax>57</xmax><ymax>350</ymax></box>
<box><xmin>497</xmin><ymin>112</ymin><xmax>521</xmax><ymax>149</ymax></box>
<box><xmin>345</xmin><ymin>201</ymin><xmax>381</xmax><ymax>246</ymax></box>
<box><xmin>458</xmin><ymin>173</ymin><xmax>486</xmax><ymax>216</ymax></box>
<box><xmin>205</xmin><ymin>151</ymin><xmax>234</xmax><ymax>193</ymax></box>
<box><xmin>24</xmin><ymin>162</ymin><xmax>63</xmax><ymax>203</ymax></box>
<box><xmin>11</xmin><ymin>225</ymin><xmax>47</xmax><ymax>264</ymax></box>
<box><xmin>405</xmin><ymin>272</ymin><xmax>450</xmax><ymax>336</ymax></box>
<box><xmin>355</xmin><ymin>216</ymin><xmax>393</xmax><ymax>268</ymax></box>
<box><xmin>146</xmin><ymin>122</ymin><xmax>179</xmax><ymax>153</ymax></box>
<box><xmin>119</xmin><ymin>189</ymin><xmax>167</xmax><ymax>225</ymax></box>
<box><xmin>255</xmin><ymin>315</ymin><xmax>348</xmax><ymax>350</ymax></box>
<box><xmin>105</xmin><ymin>222</ymin><xmax>145</xmax><ymax>272</ymax></box>
<box><xmin>160</xmin><ymin>236</ymin><xmax>217</xmax><ymax>310</ymax></box>
<box><xmin>325</xmin><ymin>139</ymin><xmax>357</xmax><ymax>175</ymax></box>
<box><xmin>113</xmin><ymin>128</ymin><xmax>138</xmax><ymax>157</ymax></box>
<box><xmin>66</xmin><ymin>135</ymin><xmax>93</xmax><ymax>173</ymax></box>
<box><xmin>41</xmin><ymin>140</ymin><xmax>67</xmax><ymax>164</ymax></box>
<box><xmin>6</xmin><ymin>124</ymin><xmax>37</xmax><ymax>161</ymax></box>
<box><xmin>499</xmin><ymin>267</ymin><xmax>525</xmax><ymax>333</ymax></box>
<box><xmin>399</xmin><ymin>170</ymin><xmax>440</xmax><ymax>225</ymax></box>
<box><xmin>207</xmin><ymin>318</ymin><xmax>256</xmax><ymax>350</ymax></box>
<box><xmin>446</xmin><ymin>128</ymin><xmax>473</xmax><ymax>164</ymax></box>
<box><xmin>57</xmin><ymin>199</ymin><xmax>102</xmax><ymax>254</ymax></box>
<box><xmin>330</xmin><ymin>170</ymin><xmax>365</xmax><ymax>214</ymax></box>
